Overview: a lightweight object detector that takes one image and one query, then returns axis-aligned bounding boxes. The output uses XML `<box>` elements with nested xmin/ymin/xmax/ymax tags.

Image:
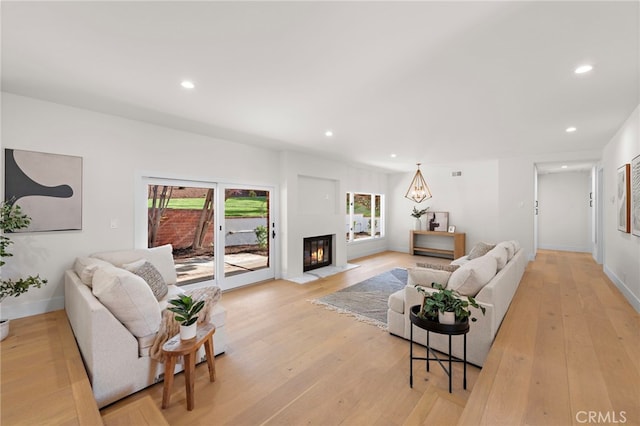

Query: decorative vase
<box><xmin>179</xmin><ymin>322</ymin><xmax>197</xmax><ymax>340</ymax></box>
<box><xmin>438</xmin><ymin>311</ymin><xmax>455</xmax><ymax>325</ymax></box>
<box><xmin>414</xmin><ymin>218</ymin><xmax>422</xmax><ymax>231</ymax></box>
<box><xmin>0</xmin><ymin>319</ymin><xmax>9</xmax><ymax>341</ymax></box>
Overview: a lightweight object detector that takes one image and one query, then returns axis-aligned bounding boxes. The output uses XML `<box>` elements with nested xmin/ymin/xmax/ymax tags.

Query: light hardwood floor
<box><xmin>100</xmin><ymin>250</ymin><xmax>639</xmax><ymax>426</ymax></box>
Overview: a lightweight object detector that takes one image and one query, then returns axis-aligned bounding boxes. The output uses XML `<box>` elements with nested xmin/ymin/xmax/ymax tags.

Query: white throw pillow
<box><xmin>451</xmin><ymin>255</ymin><xmax>470</xmax><ymax>266</ymax></box>
<box><xmin>509</xmin><ymin>240</ymin><xmax>521</xmax><ymax>253</ymax></box>
<box><xmin>92</xmin><ymin>266</ymin><xmax>161</xmax><ymax>337</ymax></box>
<box><xmin>407</xmin><ymin>267</ymin><xmax>452</xmax><ymax>289</ymax></box>
<box><xmin>73</xmin><ymin>257</ymin><xmax>113</xmax><ymax>287</ymax></box>
<box><xmin>496</xmin><ymin>241</ymin><xmax>515</xmax><ymax>260</ymax></box>
<box><xmin>123</xmin><ymin>259</ymin><xmax>168</xmax><ymax>301</ymax></box>
<box><xmin>447</xmin><ymin>255</ymin><xmax>498</xmax><ymax>297</ymax></box>
<box><xmin>91</xmin><ymin>244</ymin><xmax>178</xmax><ymax>285</ymax></box>
<box><xmin>487</xmin><ymin>245</ymin><xmax>509</xmax><ymax>271</ymax></box>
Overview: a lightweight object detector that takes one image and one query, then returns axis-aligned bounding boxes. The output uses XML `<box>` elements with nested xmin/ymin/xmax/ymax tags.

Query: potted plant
<box><xmin>0</xmin><ymin>201</ymin><xmax>48</xmax><ymax>341</ymax></box>
<box><xmin>410</xmin><ymin>206</ymin><xmax>429</xmax><ymax>230</ymax></box>
<box><xmin>416</xmin><ymin>284</ymin><xmax>485</xmax><ymax>324</ymax></box>
<box><xmin>167</xmin><ymin>294</ymin><xmax>205</xmax><ymax>340</ymax></box>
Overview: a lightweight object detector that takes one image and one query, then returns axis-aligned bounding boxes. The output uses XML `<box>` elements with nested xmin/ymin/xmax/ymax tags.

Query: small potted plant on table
<box><xmin>411</xmin><ymin>206</ymin><xmax>429</xmax><ymax>231</ymax></box>
<box><xmin>168</xmin><ymin>294</ymin><xmax>205</xmax><ymax>340</ymax></box>
<box><xmin>416</xmin><ymin>284</ymin><xmax>485</xmax><ymax>324</ymax></box>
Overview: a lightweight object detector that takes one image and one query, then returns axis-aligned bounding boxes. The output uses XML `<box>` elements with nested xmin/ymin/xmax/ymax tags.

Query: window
<box><xmin>345</xmin><ymin>192</ymin><xmax>384</xmax><ymax>242</ymax></box>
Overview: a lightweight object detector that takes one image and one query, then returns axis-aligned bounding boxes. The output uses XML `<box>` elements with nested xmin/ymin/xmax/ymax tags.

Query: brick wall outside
<box><xmin>152</xmin><ymin>209</ymin><xmax>214</xmax><ymax>250</ymax></box>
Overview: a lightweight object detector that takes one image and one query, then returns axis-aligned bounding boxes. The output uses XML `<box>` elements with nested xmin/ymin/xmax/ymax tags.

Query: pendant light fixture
<box><xmin>404</xmin><ymin>163</ymin><xmax>432</xmax><ymax>203</ymax></box>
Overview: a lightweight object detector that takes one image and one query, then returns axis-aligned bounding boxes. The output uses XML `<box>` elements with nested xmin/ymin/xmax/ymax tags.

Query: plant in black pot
<box><xmin>0</xmin><ymin>201</ymin><xmax>48</xmax><ymax>341</ymax></box>
<box><xmin>168</xmin><ymin>294</ymin><xmax>205</xmax><ymax>340</ymax></box>
<box><xmin>416</xmin><ymin>284</ymin><xmax>485</xmax><ymax>324</ymax></box>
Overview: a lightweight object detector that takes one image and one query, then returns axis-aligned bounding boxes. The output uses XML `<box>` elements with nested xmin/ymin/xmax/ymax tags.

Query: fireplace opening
<box><xmin>303</xmin><ymin>235</ymin><xmax>332</xmax><ymax>272</ymax></box>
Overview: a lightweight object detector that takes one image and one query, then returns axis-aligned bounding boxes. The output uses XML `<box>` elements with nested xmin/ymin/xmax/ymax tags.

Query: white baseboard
<box><xmin>604</xmin><ymin>265</ymin><xmax>640</xmax><ymax>313</ymax></box>
<box><xmin>0</xmin><ymin>296</ymin><xmax>65</xmax><ymax>320</ymax></box>
<box><xmin>537</xmin><ymin>244</ymin><xmax>591</xmax><ymax>253</ymax></box>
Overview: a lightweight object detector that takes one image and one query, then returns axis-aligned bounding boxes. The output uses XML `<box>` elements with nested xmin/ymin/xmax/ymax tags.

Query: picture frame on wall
<box><xmin>631</xmin><ymin>155</ymin><xmax>640</xmax><ymax>237</ymax></box>
<box><xmin>4</xmin><ymin>149</ymin><xmax>82</xmax><ymax>232</ymax></box>
<box><xmin>617</xmin><ymin>163</ymin><xmax>630</xmax><ymax>233</ymax></box>
<box><xmin>426</xmin><ymin>211</ymin><xmax>448</xmax><ymax>232</ymax></box>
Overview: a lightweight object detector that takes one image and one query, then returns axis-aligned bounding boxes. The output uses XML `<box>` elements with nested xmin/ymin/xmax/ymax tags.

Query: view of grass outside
<box><xmin>148</xmin><ymin>196</ymin><xmax>267</xmax><ymax>217</ymax></box>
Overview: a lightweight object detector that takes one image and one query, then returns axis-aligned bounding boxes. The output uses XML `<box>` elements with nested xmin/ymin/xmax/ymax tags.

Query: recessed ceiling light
<box><xmin>574</xmin><ymin>64</ymin><xmax>593</xmax><ymax>74</ymax></box>
<box><xmin>325</xmin><ymin>130</ymin><xmax>333</xmax><ymax>137</ymax></box>
<box><xmin>566</xmin><ymin>127</ymin><xmax>577</xmax><ymax>133</ymax></box>
<box><xmin>181</xmin><ymin>80</ymin><xmax>195</xmax><ymax>89</ymax></box>
<box><xmin>390</xmin><ymin>153</ymin><xmax>397</xmax><ymax>158</ymax></box>
<box><xmin>561</xmin><ymin>165</ymin><xmax>568</xmax><ymax>169</ymax></box>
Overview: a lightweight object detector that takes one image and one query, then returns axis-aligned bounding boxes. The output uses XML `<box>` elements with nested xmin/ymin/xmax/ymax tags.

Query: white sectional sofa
<box><xmin>64</xmin><ymin>244</ymin><xmax>228</xmax><ymax>408</ymax></box>
<box><xmin>387</xmin><ymin>241</ymin><xmax>527</xmax><ymax>367</ymax></box>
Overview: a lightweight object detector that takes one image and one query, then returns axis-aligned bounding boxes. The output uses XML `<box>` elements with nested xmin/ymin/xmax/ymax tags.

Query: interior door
<box><xmin>217</xmin><ymin>184</ymin><xmax>275</xmax><ymax>290</ymax></box>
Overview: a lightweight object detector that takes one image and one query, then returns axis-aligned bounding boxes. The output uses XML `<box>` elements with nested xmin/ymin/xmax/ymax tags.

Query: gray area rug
<box><xmin>312</xmin><ymin>268</ymin><xmax>408</xmax><ymax>329</ymax></box>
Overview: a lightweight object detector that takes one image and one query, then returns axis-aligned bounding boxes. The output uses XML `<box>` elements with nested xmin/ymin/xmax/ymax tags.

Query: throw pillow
<box><xmin>91</xmin><ymin>244</ymin><xmax>178</xmax><ymax>285</ymax></box>
<box><xmin>487</xmin><ymin>245</ymin><xmax>508</xmax><ymax>271</ymax></box>
<box><xmin>416</xmin><ymin>262</ymin><xmax>460</xmax><ymax>272</ymax></box>
<box><xmin>496</xmin><ymin>241</ymin><xmax>515</xmax><ymax>260</ymax></box>
<box><xmin>407</xmin><ymin>267</ymin><xmax>452</xmax><ymax>289</ymax></box>
<box><xmin>73</xmin><ymin>257</ymin><xmax>113</xmax><ymax>287</ymax></box>
<box><xmin>92</xmin><ymin>266</ymin><xmax>161</xmax><ymax>337</ymax></box>
<box><xmin>123</xmin><ymin>259</ymin><xmax>168</xmax><ymax>301</ymax></box>
<box><xmin>447</xmin><ymin>255</ymin><xmax>498</xmax><ymax>297</ymax></box>
<box><xmin>468</xmin><ymin>242</ymin><xmax>496</xmax><ymax>260</ymax></box>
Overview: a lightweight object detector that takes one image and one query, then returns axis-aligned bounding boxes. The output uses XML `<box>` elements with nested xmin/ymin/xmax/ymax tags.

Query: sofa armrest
<box><xmin>64</xmin><ymin>270</ymin><xmax>140</xmax><ymax>382</ymax></box>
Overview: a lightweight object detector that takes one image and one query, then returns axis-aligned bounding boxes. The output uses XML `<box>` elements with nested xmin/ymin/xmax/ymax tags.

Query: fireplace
<box><xmin>303</xmin><ymin>235</ymin><xmax>332</xmax><ymax>272</ymax></box>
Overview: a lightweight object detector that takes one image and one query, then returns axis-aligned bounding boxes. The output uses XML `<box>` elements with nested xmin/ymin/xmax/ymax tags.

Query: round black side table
<box><xmin>409</xmin><ymin>305</ymin><xmax>470</xmax><ymax>393</ymax></box>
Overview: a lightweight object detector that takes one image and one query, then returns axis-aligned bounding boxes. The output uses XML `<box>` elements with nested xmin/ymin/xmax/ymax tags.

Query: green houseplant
<box><xmin>0</xmin><ymin>201</ymin><xmax>48</xmax><ymax>340</ymax></box>
<box><xmin>416</xmin><ymin>284</ymin><xmax>485</xmax><ymax>324</ymax></box>
<box><xmin>167</xmin><ymin>294</ymin><xmax>205</xmax><ymax>340</ymax></box>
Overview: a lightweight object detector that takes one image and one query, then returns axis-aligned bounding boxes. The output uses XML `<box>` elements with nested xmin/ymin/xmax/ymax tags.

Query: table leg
<box><xmin>426</xmin><ymin>330</ymin><xmax>430</xmax><ymax>372</ymax></box>
<box><xmin>204</xmin><ymin>336</ymin><xmax>216</xmax><ymax>382</ymax></box>
<box><xmin>161</xmin><ymin>355</ymin><xmax>176</xmax><ymax>409</ymax></box>
<box><xmin>409</xmin><ymin>323</ymin><xmax>413</xmax><ymax>388</ymax></box>
<box><xmin>463</xmin><ymin>333</ymin><xmax>467</xmax><ymax>390</ymax></box>
<box><xmin>184</xmin><ymin>353</ymin><xmax>195</xmax><ymax>411</ymax></box>
<box><xmin>448</xmin><ymin>334</ymin><xmax>452</xmax><ymax>394</ymax></box>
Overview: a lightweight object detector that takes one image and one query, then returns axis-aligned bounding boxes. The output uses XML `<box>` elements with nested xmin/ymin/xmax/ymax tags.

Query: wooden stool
<box><xmin>161</xmin><ymin>323</ymin><xmax>216</xmax><ymax>411</ymax></box>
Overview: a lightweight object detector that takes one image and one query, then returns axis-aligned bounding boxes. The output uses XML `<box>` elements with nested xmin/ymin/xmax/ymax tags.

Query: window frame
<box><xmin>345</xmin><ymin>191</ymin><xmax>385</xmax><ymax>243</ymax></box>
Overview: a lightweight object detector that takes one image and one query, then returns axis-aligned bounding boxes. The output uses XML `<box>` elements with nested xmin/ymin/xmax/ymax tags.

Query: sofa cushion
<box><xmin>123</xmin><ymin>259</ymin><xmax>168</xmax><ymax>300</ymax></box>
<box><xmin>416</xmin><ymin>262</ymin><xmax>460</xmax><ymax>272</ymax></box>
<box><xmin>468</xmin><ymin>242</ymin><xmax>496</xmax><ymax>260</ymax></box>
<box><xmin>73</xmin><ymin>257</ymin><xmax>113</xmax><ymax>287</ymax></box>
<box><xmin>407</xmin><ymin>267</ymin><xmax>452</xmax><ymax>288</ymax></box>
<box><xmin>91</xmin><ymin>244</ymin><xmax>177</xmax><ymax>285</ymax></box>
<box><xmin>487</xmin><ymin>245</ymin><xmax>509</xmax><ymax>271</ymax></box>
<box><xmin>92</xmin><ymin>266</ymin><xmax>161</xmax><ymax>337</ymax></box>
<box><xmin>447</xmin><ymin>255</ymin><xmax>498</xmax><ymax>296</ymax></box>
<box><xmin>451</xmin><ymin>255</ymin><xmax>470</xmax><ymax>266</ymax></box>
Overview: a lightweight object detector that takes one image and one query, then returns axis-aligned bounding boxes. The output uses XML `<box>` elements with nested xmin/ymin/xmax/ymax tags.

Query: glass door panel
<box><xmin>219</xmin><ymin>185</ymin><xmax>274</xmax><ymax>289</ymax></box>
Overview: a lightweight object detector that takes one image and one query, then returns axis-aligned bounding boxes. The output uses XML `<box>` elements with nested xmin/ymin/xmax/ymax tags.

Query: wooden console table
<box><xmin>0</xmin><ymin>310</ymin><xmax>103</xmax><ymax>425</ymax></box>
<box><xmin>410</xmin><ymin>230</ymin><xmax>466</xmax><ymax>259</ymax></box>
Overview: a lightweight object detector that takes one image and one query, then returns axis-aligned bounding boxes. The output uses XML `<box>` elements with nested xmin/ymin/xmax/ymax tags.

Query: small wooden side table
<box><xmin>162</xmin><ymin>322</ymin><xmax>216</xmax><ymax>411</ymax></box>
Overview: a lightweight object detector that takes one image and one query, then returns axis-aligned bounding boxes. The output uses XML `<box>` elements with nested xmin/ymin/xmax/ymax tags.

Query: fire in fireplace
<box><xmin>303</xmin><ymin>235</ymin><xmax>332</xmax><ymax>272</ymax></box>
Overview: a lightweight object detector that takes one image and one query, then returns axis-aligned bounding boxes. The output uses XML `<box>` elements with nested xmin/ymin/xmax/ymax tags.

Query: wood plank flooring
<box><xmin>99</xmin><ymin>250</ymin><xmax>639</xmax><ymax>426</ymax></box>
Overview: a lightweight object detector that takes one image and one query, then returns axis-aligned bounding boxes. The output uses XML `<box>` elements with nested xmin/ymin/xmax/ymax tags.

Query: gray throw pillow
<box><xmin>123</xmin><ymin>259</ymin><xmax>168</xmax><ymax>301</ymax></box>
<box><xmin>468</xmin><ymin>242</ymin><xmax>496</xmax><ymax>260</ymax></box>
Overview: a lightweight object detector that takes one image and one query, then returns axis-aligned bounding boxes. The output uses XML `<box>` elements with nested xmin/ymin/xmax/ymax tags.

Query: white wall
<box><xmin>388</xmin><ymin>160</ymin><xmax>500</xmax><ymax>256</ymax></box>
<box><xmin>1</xmin><ymin>93</ymin><xmax>281</xmax><ymax>319</ymax></box>
<box><xmin>537</xmin><ymin>171</ymin><xmax>591</xmax><ymax>252</ymax></box>
<box><xmin>602</xmin><ymin>105</ymin><xmax>640</xmax><ymax>311</ymax></box>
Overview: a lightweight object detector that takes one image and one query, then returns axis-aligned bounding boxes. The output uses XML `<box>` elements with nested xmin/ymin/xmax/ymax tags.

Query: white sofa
<box><xmin>387</xmin><ymin>241</ymin><xmax>527</xmax><ymax>367</ymax></box>
<box><xmin>64</xmin><ymin>244</ymin><xmax>228</xmax><ymax>408</ymax></box>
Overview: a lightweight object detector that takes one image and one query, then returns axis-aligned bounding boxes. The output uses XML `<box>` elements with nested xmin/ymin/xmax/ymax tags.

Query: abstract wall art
<box><xmin>631</xmin><ymin>155</ymin><xmax>640</xmax><ymax>237</ymax></box>
<box><xmin>617</xmin><ymin>163</ymin><xmax>630</xmax><ymax>234</ymax></box>
<box><xmin>4</xmin><ymin>149</ymin><xmax>82</xmax><ymax>232</ymax></box>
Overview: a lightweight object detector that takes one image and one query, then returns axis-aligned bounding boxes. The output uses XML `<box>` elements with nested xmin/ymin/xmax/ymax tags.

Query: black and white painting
<box><xmin>632</xmin><ymin>155</ymin><xmax>640</xmax><ymax>237</ymax></box>
<box><xmin>427</xmin><ymin>211</ymin><xmax>448</xmax><ymax>232</ymax></box>
<box><xmin>4</xmin><ymin>149</ymin><xmax>82</xmax><ymax>232</ymax></box>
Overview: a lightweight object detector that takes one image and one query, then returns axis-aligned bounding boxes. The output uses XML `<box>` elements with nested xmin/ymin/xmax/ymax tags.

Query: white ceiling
<box><xmin>2</xmin><ymin>1</ymin><xmax>638</xmax><ymax>173</ymax></box>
